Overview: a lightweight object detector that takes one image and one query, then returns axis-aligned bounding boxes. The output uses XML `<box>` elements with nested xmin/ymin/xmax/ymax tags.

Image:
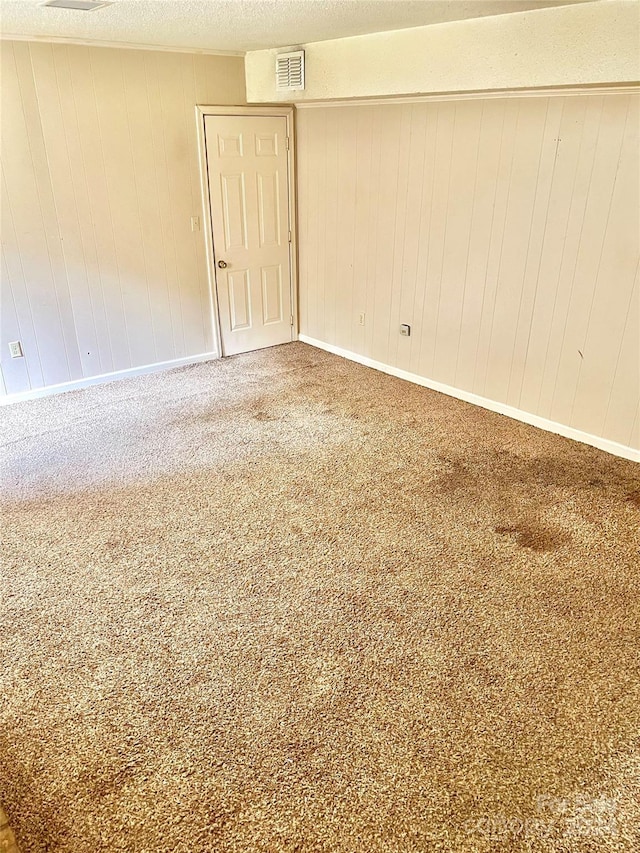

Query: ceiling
<box><xmin>0</xmin><ymin>0</ymin><xmax>596</xmax><ymax>54</ymax></box>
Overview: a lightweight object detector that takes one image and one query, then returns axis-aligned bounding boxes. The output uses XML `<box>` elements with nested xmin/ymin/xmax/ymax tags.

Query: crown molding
<box><xmin>293</xmin><ymin>83</ymin><xmax>640</xmax><ymax>108</ymax></box>
<box><xmin>0</xmin><ymin>33</ymin><xmax>244</xmax><ymax>57</ymax></box>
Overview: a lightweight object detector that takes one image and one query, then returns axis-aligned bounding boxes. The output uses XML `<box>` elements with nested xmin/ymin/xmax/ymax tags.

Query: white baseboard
<box><xmin>0</xmin><ymin>351</ymin><xmax>219</xmax><ymax>405</ymax></box>
<box><xmin>299</xmin><ymin>335</ymin><xmax>640</xmax><ymax>463</ymax></box>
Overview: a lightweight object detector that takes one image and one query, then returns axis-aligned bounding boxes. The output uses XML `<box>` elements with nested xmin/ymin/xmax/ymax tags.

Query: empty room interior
<box><xmin>1</xmin><ymin>0</ymin><xmax>639</xmax><ymax>850</ymax></box>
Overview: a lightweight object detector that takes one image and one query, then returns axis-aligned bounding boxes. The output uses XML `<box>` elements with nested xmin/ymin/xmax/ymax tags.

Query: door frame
<box><xmin>195</xmin><ymin>105</ymin><xmax>298</xmax><ymax>357</ymax></box>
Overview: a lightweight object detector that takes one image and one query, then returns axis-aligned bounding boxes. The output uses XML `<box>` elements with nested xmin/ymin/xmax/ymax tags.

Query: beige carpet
<box><xmin>1</xmin><ymin>341</ymin><xmax>639</xmax><ymax>852</ymax></box>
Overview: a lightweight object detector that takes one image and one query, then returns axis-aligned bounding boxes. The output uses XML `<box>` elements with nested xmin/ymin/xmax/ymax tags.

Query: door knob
<box><xmin>217</xmin><ymin>260</ymin><xmax>227</xmax><ymax>269</ymax></box>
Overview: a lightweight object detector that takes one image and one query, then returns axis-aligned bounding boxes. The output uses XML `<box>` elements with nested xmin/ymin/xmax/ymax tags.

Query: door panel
<box><xmin>218</xmin><ymin>133</ymin><xmax>243</xmax><ymax>157</ymax></box>
<box><xmin>261</xmin><ymin>265</ymin><xmax>283</xmax><ymax>325</ymax></box>
<box><xmin>220</xmin><ymin>174</ymin><xmax>248</xmax><ymax>251</ymax></box>
<box><xmin>255</xmin><ymin>133</ymin><xmax>278</xmax><ymax>157</ymax></box>
<box><xmin>257</xmin><ymin>172</ymin><xmax>281</xmax><ymax>248</ymax></box>
<box><xmin>205</xmin><ymin>114</ymin><xmax>293</xmax><ymax>356</ymax></box>
<box><xmin>228</xmin><ymin>269</ymin><xmax>251</xmax><ymax>331</ymax></box>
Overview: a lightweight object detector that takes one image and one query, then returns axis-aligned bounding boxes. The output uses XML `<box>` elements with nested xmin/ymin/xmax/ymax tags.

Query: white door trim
<box><xmin>196</xmin><ymin>105</ymin><xmax>298</xmax><ymax>356</ymax></box>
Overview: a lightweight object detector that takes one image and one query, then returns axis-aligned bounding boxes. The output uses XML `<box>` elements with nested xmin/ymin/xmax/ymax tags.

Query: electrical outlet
<box><xmin>358</xmin><ymin>312</ymin><xmax>366</xmax><ymax>326</ymax></box>
<box><xmin>8</xmin><ymin>341</ymin><xmax>23</xmax><ymax>358</ymax></box>
<box><xmin>190</xmin><ymin>216</ymin><xmax>200</xmax><ymax>232</ymax></box>
<box><xmin>400</xmin><ymin>324</ymin><xmax>411</xmax><ymax>337</ymax></box>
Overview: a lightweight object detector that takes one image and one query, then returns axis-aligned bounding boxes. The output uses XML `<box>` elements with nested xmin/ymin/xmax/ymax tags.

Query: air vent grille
<box><xmin>42</xmin><ymin>1</ymin><xmax>112</xmax><ymax>9</ymax></box>
<box><xmin>276</xmin><ymin>51</ymin><xmax>305</xmax><ymax>92</ymax></box>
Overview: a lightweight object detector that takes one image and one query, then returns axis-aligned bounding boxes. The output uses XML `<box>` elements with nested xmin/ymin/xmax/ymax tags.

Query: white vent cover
<box><xmin>276</xmin><ymin>51</ymin><xmax>305</xmax><ymax>92</ymax></box>
<box><xmin>42</xmin><ymin>0</ymin><xmax>112</xmax><ymax>9</ymax></box>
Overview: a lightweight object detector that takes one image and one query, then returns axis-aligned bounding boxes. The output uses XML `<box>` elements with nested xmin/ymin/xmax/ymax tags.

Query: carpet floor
<box><xmin>1</xmin><ymin>342</ymin><xmax>639</xmax><ymax>852</ymax></box>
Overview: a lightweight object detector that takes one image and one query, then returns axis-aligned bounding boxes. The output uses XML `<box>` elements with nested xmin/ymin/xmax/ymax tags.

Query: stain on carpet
<box><xmin>626</xmin><ymin>489</ymin><xmax>640</xmax><ymax>509</ymax></box>
<box><xmin>494</xmin><ymin>521</ymin><xmax>570</xmax><ymax>552</ymax></box>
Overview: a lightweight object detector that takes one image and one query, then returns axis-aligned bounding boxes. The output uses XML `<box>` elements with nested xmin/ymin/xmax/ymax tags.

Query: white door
<box><xmin>204</xmin><ymin>114</ymin><xmax>294</xmax><ymax>356</ymax></box>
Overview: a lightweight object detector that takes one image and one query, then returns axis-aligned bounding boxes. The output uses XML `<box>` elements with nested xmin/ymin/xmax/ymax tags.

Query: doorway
<box><xmin>198</xmin><ymin>108</ymin><xmax>297</xmax><ymax>357</ymax></box>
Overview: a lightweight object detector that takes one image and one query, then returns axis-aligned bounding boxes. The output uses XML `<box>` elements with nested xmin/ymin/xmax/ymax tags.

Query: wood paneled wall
<box><xmin>297</xmin><ymin>93</ymin><xmax>640</xmax><ymax>450</ymax></box>
<box><xmin>0</xmin><ymin>41</ymin><xmax>245</xmax><ymax>396</ymax></box>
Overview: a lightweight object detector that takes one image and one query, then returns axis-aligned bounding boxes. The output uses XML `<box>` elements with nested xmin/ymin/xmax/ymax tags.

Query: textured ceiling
<box><xmin>0</xmin><ymin>0</ymin><xmax>589</xmax><ymax>53</ymax></box>
<box><xmin>0</xmin><ymin>0</ymin><xmax>595</xmax><ymax>53</ymax></box>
